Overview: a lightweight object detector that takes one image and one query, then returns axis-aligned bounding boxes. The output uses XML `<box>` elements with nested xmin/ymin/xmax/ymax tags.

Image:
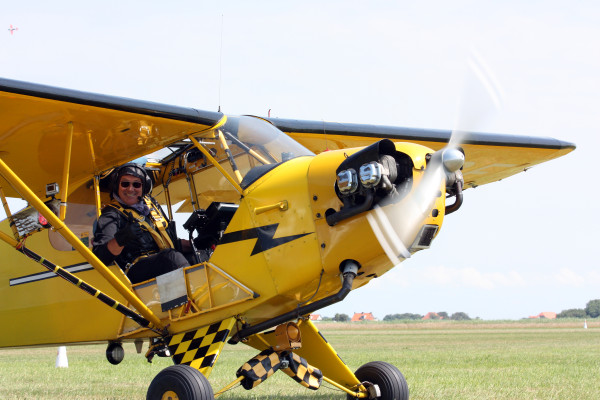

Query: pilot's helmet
<box><xmin>111</xmin><ymin>163</ymin><xmax>153</xmax><ymax>198</ymax></box>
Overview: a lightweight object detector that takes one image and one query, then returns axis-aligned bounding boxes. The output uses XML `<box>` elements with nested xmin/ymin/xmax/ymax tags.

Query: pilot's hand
<box><xmin>114</xmin><ymin>223</ymin><xmax>143</xmax><ymax>247</ymax></box>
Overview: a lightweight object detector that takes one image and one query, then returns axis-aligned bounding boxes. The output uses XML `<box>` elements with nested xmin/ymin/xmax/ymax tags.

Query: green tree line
<box><xmin>319</xmin><ymin>299</ymin><xmax>600</xmax><ymax>322</ymax></box>
<box><xmin>384</xmin><ymin>312</ymin><xmax>472</xmax><ymax>321</ymax></box>
<box><xmin>324</xmin><ymin>312</ymin><xmax>473</xmax><ymax>321</ymax></box>
<box><xmin>557</xmin><ymin>299</ymin><xmax>600</xmax><ymax>318</ymax></box>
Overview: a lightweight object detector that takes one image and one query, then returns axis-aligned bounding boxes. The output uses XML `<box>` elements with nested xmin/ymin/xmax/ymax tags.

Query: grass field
<box><xmin>0</xmin><ymin>319</ymin><xmax>598</xmax><ymax>399</ymax></box>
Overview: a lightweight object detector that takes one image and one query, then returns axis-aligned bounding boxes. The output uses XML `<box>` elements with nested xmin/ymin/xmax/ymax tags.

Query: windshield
<box><xmin>200</xmin><ymin>115</ymin><xmax>314</xmax><ymax>189</ymax></box>
<box><xmin>153</xmin><ymin>115</ymin><xmax>314</xmax><ymax>211</ymax></box>
<box><xmin>222</xmin><ymin>115</ymin><xmax>313</xmax><ymax>164</ymax></box>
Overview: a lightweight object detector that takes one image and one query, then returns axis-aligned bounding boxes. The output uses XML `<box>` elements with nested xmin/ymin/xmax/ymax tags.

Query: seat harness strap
<box><xmin>106</xmin><ymin>198</ymin><xmax>174</xmax><ymax>250</ymax></box>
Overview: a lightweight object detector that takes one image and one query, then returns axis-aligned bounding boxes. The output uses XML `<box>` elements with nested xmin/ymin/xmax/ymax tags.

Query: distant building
<box><xmin>309</xmin><ymin>314</ymin><xmax>322</xmax><ymax>321</ymax></box>
<box><xmin>528</xmin><ymin>312</ymin><xmax>557</xmax><ymax>319</ymax></box>
<box><xmin>422</xmin><ymin>312</ymin><xmax>443</xmax><ymax>320</ymax></box>
<box><xmin>351</xmin><ymin>312</ymin><xmax>376</xmax><ymax>322</ymax></box>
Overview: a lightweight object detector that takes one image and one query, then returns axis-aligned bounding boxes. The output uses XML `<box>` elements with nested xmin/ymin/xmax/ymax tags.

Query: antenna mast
<box><xmin>218</xmin><ymin>14</ymin><xmax>224</xmax><ymax>112</ymax></box>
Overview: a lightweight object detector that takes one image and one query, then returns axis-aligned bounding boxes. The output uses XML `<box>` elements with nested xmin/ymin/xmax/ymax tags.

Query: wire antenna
<box><xmin>218</xmin><ymin>14</ymin><xmax>224</xmax><ymax>112</ymax></box>
<box><xmin>322</xmin><ymin>119</ymin><xmax>329</xmax><ymax>152</ymax></box>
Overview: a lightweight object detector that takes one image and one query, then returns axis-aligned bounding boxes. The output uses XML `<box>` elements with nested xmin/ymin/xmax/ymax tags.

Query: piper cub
<box><xmin>0</xmin><ymin>78</ymin><xmax>574</xmax><ymax>399</ymax></box>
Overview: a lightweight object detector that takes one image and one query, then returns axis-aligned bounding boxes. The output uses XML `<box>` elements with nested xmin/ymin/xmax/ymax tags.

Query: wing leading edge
<box><xmin>0</xmin><ymin>78</ymin><xmax>223</xmax><ymax>198</ymax></box>
<box><xmin>0</xmin><ymin>77</ymin><xmax>574</xmax><ymax>200</ymax></box>
<box><xmin>269</xmin><ymin>118</ymin><xmax>575</xmax><ymax>188</ymax></box>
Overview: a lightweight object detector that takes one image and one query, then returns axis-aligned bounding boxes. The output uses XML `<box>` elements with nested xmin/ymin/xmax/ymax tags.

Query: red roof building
<box><xmin>309</xmin><ymin>314</ymin><xmax>322</xmax><ymax>321</ymax></box>
<box><xmin>351</xmin><ymin>312</ymin><xmax>376</xmax><ymax>322</ymax></box>
<box><xmin>422</xmin><ymin>312</ymin><xmax>442</xmax><ymax>320</ymax></box>
<box><xmin>528</xmin><ymin>312</ymin><xmax>557</xmax><ymax>319</ymax></box>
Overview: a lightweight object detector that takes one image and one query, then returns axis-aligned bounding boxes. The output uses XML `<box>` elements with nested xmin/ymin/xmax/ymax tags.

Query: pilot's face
<box><xmin>118</xmin><ymin>174</ymin><xmax>143</xmax><ymax>206</ymax></box>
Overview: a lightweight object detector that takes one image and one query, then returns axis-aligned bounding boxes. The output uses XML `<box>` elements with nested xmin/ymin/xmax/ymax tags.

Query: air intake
<box><xmin>410</xmin><ymin>225</ymin><xmax>439</xmax><ymax>250</ymax></box>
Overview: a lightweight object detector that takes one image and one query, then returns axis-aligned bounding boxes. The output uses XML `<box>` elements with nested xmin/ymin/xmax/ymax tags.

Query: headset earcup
<box><xmin>144</xmin><ymin>170</ymin><xmax>153</xmax><ymax>195</ymax></box>
<box><xmin>111</xmin><ymin>163</ymin><xmax>153</xmax><ymax>197</ymax></box>
<box><xmin>130</xmin><ymin>163</ymin><xmax>153</xmax><ymax>196</ymax></box>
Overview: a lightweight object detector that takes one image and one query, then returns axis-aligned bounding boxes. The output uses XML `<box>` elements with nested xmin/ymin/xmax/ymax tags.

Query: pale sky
<box><xmin>1</xmin><ymin>1</ymin><xmax>598</xmax><ymax>320</ymax></box>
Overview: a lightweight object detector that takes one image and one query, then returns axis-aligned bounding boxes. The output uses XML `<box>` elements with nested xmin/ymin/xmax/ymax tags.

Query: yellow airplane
<box><xmin>0</xmin><ymin>77</ymin><xmax>574</xmax><ymax>400</ymax></box>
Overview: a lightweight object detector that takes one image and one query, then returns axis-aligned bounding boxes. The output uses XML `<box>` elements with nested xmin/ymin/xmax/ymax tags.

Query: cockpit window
<box><xmin>154</xmin><ymin>115</ymin><xmax>314</xmax><ymax>211</ymax></box>
<box><xmin>224</xmin><ymin>116</ymin><xmax>314</xmax><ymax>163</ymax></box>
<box><xmin>218</xmin><ymin>116</ymin><xmax>314</xmax><ymax>188</ymax></box>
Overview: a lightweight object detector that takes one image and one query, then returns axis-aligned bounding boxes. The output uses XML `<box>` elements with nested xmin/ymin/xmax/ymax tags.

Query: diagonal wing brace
<box><xmin>0</xmin><ymin>229</ymin><xmax>152</xmax><ymax>331</ymax></box>
<box><xmin>0</xmin><ymin>157</ymin><xmax>165</xmax><ymax>332</ymax></box>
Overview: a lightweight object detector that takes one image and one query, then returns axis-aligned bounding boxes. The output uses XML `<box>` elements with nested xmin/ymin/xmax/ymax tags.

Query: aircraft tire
<box><xmin>147</xmin><ymin>364</ymin><xmax>213</xmax><ymax>400</ymax></box>
<box><xmin>349</xmin><ymin>361</ymin><xmax>409</xmax><ymax>400</ymax></box>
<box><xmin>106</xmin><ymin>342</ymin><xmax>124</xmax><ymax>365</ymax></box>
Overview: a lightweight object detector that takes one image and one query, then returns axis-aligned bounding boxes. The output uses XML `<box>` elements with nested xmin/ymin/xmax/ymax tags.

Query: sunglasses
<box><xmin>120</xmin><ymin>181</ymin><xmax>143</xmax><ymax>189</ymax></box>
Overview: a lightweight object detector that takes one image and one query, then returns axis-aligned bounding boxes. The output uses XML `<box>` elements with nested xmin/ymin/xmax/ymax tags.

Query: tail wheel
<box><xmin>349</xmin><ymin>361</ymin><xmax>409</xmax><ymax>400</ymax></box>
<box><xmin>106</xmin><ymin>342</ymin><xmax>124</xmax><ymax>365</ymax></box>
<box><xmin>147</xmin><ymin>365</ymin><xmax>213</xmax><ymax>400</ymax></box>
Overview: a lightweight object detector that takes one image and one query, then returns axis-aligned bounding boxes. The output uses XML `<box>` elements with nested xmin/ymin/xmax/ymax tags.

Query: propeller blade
<box><xmin>367</xmin><ymin>157</ymin><xmax>445</xmax><ymax>264</ymax></box>
<box><xmin>451</xmin><ymin>48</ymin><xmax>504</xmax><ymax>146</ymax></box>
<box><xmin>368</xmin><ymin>49</ymin><xmax>503</xmax><ymax>266</ymax></box>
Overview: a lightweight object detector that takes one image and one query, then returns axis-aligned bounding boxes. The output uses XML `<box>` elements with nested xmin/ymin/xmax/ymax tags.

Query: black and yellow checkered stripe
<box><xmin>167</xmin><ymin>317</ymin><xmax>235</xmax><ymax>376</ymax></box>
<box><xmin>236</xmin><ymin>349</ymin><xmax>282</xmax><ymax>389</ymax></box>
<box><xmin>281</xmin><ymin>351</ymin><xmax>323</xmax><ymax>390</ymax></box>
<box><xmin>236</xmin><ymin>349</ymin><xmax>323</xmax><ymax>390</ymax></box>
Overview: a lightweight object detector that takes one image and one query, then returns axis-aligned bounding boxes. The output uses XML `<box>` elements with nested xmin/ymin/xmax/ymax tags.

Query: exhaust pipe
<box><xmin>228</xmin><ymin>261</ymin><xmax>359</xmax><ymax>344</ymax></box>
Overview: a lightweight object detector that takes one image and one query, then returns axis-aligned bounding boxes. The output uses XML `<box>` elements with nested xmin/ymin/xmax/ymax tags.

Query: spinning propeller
<box><xmin>367</xmin><ymin>50</ymin><xmax>504</xmax><ymax>265</ymax></box>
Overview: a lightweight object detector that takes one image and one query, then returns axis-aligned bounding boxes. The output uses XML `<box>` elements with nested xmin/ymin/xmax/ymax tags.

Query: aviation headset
<box><xmin>110</xmin><ymin>163</ymin><xmax>153</xmax><ymax>198</ymax></box>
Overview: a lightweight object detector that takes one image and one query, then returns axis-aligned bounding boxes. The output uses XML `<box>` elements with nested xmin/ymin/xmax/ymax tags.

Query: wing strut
<box><xmin>0</xmin><ymin>184</ymin><xmax>19</xmax><ymax>238</ymax></box>
<box><xmin>59</xmin><ymin>121</ymin><xmax>74</xmax><ymax>220</ymax></box>
<box><xmin>0</xmin><ymin>230</ymin><xmax>152</xmax><ymax>330</ymax></box>
<box><xmin>92</xmin><ymin>175</ymin><xmax>102</xmax><ymax>219</ymax></box>
<box><xmin>0</xmin><ymin>157</ymin><xmax>165</xmax><ymax>332</ymax></box>
<box><xmin>188</xmin><ymin>132</ymin><xmax>244</xmax><ymax>194</ymax></box>
<box><xmin>217</xmin><ymin>130</ymin><xmax>243</xmax><ymax>183</ymax></box>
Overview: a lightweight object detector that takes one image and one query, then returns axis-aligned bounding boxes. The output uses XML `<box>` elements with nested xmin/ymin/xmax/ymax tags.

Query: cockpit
<box><xmin>151</xmin><ymin>115</ymin><xmax>314</xmax><ymax>212</ymax></box>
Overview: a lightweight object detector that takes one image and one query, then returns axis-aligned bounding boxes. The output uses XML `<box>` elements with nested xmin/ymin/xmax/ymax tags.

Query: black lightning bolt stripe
<box><xmin>220</xmin><ymin>224</ymin><xmax>312</xmax><ymax>256</ymax></box>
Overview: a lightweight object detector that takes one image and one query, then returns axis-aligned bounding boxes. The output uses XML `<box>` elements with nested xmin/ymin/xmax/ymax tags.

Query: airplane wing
<box><xmin>0</xmin><ymin>77</ymin><xmax>574</xmax><ymax>201</ymax></box>
<box><xmin>269</xmin><ymin>118</ymin><xmax>575</xmax><ymax>188</ymax></box>
<box><xmin>0</xmin><ymin>78</ymin><xmax>222</xmax><ymax>199</ymax></box>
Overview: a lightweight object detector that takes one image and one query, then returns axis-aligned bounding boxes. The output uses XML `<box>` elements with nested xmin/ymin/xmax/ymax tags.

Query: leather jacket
<box><xmin>93</xmin><ymin>199</ymin><xmax>178</xmax><ymax>269</ymax></box>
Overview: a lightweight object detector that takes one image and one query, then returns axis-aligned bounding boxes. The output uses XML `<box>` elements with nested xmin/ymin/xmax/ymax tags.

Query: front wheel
<box><xmin>348</xmin><ymin>361</ymin><xmax>409</xmax><ymax>400</ymax></box>
<box><xmin>147</xmin><ymin>365</ymin><xmax>213</xmax><ymax>400</ymax></box>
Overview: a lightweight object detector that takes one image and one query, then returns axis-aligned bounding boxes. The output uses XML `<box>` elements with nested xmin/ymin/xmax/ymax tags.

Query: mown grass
<box><xmin>0</xmin><ymin>320</ymin><xmax>598</xmax><ymax>399</ymax></box>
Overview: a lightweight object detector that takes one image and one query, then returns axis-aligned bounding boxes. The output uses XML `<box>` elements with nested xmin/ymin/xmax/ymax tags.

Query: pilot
<box><xmin>92</xmin><ymin>163</ymin><xmax>191</xmax><ymax>284</ymax></box>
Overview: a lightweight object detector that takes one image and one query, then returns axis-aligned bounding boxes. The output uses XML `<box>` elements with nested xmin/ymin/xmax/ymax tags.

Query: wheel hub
<box><xmin>161</xmin><ymin>390</ymin><xmax>179</xmax><ymax>400</ymax></box>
